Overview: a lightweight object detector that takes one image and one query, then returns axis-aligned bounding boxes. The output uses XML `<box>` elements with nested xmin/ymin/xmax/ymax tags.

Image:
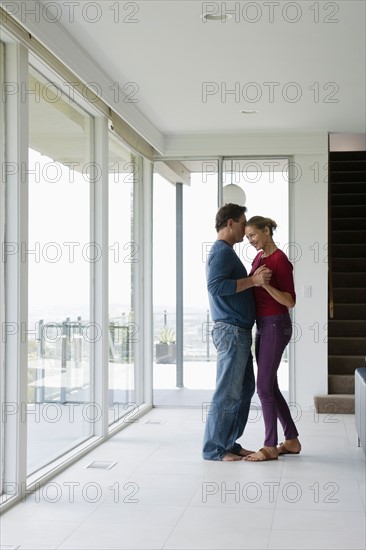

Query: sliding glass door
<box><xmin>27</xmin><ymin>65</ymin><xmax>93</xmax><ymax>475</ymax></box>
<box><xmin>153</xmin><ymin>160</ymin><xmax>218</xmax><ymax>406</ymax></box>
<box><xmin>153</xmin><ymin>157</ymin><xmax>291</xmax><ymax>406</ymax></box>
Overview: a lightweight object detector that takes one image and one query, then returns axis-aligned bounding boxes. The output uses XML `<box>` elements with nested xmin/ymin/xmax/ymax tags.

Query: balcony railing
<box><xmin>28</xmin><ymin>311</ymin><xmax>288</xmax><ymax>403</ymax></box>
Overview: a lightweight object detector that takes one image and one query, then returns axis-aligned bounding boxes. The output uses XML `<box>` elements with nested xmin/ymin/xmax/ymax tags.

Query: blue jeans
<box><xmin>202</xmin><ymin>321</ymin><xmax>255</xmax><ymax>460</ymax></box>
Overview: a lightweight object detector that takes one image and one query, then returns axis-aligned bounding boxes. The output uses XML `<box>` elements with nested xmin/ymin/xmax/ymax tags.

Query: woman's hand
<box><xmin>252</xmin><ymin>265</ymin><xmax>272</xmax><ymax>287</ymax></box>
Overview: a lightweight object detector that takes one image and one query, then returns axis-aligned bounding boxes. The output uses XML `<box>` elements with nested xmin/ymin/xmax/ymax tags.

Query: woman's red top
<box><xmin>250</xmin><ymin>249</ymin><xmax>296</xmax><ymax>317</ymax></box>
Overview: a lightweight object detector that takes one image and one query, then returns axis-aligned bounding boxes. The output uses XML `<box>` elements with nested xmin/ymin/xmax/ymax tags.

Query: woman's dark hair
<box><xmin>215</xmin><ymin>203</ymin><xmax>247</xmax><ymax>232</ymax></box>
<box><xmin>246</xmin><ymin>216</ymin><xmax>277</xmax><ymax>236</ymax></box>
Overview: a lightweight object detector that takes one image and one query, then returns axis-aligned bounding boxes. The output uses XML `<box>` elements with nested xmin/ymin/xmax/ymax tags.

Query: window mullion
<box><xmin>4</xmin><ymin>42</ymin><xmax>29</xmax><ymax>503</ymax></box>
<box><xmin>93</xmin><ymin>116</ymin><xmax>109</xmax><ymax>438</ymax></box>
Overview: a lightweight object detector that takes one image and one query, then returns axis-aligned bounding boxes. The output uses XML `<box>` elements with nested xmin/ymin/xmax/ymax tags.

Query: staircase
<box><xmin>314</xmin><ymin>150</ymin><xmax>366</xmax><ymax>414</ymax></box>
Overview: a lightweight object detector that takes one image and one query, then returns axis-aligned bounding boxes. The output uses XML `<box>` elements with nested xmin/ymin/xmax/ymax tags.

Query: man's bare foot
<box><xmin>234</xmin><ymin>448</ymin><xmax>255</xmax><ymax>457</ymax></box>
<box><xmin>244</xmin><ymin>446</ymin><xmax>278</xmax><ymax>462</ymax></box>
<box><xmin>221</xmin><ymin>452</ymin><xmax>244</xmax><ymax>461</ymax></box>
<box><xmin>277</xmin><ymin>438</ymin><xmax>301</xmax><ymax>455</ymax></box>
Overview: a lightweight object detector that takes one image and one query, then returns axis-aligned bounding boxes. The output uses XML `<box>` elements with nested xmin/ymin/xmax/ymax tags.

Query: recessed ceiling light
<box><xmin>201</xmin><ymin>13</ymin><xmax>232</xmax><ymax>22</ymax></box>
<box><xmin>240</xmin><ymin>110</ymin><xmax>260</xmax><ymax>114</ymax></box>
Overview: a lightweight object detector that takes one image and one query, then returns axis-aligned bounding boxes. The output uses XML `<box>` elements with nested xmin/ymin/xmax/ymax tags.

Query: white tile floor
<box><xmin>1</xmin><ymin>408</ymin><xmax>365</xmax><ymax>550</ymax></box>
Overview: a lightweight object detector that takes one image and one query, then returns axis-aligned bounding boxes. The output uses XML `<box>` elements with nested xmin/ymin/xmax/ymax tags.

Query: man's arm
<box><xmin>236</xmin><ymin>265</ymin><xmax>272</xmax><ymax>293</ymax></box>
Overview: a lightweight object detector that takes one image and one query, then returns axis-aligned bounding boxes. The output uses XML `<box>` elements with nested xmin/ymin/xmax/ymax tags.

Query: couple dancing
<box><xmin>202</xmin><ymin>203</ymin><xmax>301</xmax><ymax>462</ymax></box>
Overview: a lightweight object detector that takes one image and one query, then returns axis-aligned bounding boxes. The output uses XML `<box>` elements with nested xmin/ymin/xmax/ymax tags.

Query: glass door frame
<box><xmin>0</xmin><ymin>40</ymin><xmax>5</xmax><ymax>497</ymax></box>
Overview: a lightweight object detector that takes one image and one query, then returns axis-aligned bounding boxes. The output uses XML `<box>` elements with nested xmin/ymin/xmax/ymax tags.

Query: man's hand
<box><xmin>251</xmin><ymin>265</ymin><xmax>272</xmax><ymax>287</ymax></box>
<box><xmin>235</xmin><ymin>265</ymin><xmax>272</xmax><ymax>293</ymax></box>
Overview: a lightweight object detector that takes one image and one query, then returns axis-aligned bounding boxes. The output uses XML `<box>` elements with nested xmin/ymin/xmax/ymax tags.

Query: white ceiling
<box><xmin>23</xmin><ymin>0</ymin><xmax>366</xmax><ymax>138</ymax></box>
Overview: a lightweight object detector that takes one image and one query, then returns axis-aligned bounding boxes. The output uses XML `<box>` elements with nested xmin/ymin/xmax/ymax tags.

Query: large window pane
<box><xmin>153</xmin><ymin>170</ymin><xmax>176</xmax><ymax>404</ymax></box>
<box><xmin>27</xmin><ymin>66</ymin><xmax>93</xmax><ymax>475</ymax></box>
<box><xmin>153</xmin><ymin>161</ymin><xmax>218</xmax><ymax>406</ymax></box>
<box><xmin>182</xmin><ymin>164</ymin><xmax>218</xmax><ymax>402</ymax></box>
<box><xmin>108</xmin><ymin>132</ymin><xmax>135</xmax><ymax>425</ymax></box>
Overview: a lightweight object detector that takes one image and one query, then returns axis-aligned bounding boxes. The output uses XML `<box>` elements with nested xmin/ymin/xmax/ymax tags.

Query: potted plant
<box><xmin>155</xmin><ymin>327</ymin><xmax>176</xmax><ymax>364</ymax></box>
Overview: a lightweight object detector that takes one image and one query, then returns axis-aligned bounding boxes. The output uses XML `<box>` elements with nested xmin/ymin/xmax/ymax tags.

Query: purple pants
<box><xmin>255</xmin><ymin>313</ymin><xmax>299</xmax><ymax>447</ymax></box>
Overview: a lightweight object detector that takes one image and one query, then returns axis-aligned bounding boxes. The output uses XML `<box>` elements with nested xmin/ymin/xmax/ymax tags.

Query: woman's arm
<box><xmin>262</xmin><ymin>284</ymin><xmax>295</xmax><ymax>308</ymax></box>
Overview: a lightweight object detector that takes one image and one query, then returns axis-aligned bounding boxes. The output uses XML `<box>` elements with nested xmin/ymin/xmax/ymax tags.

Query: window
<box><xmin>153</xmin><ymin>160</ymin><xmax>219</xmax><ymax>406</ymax></box>
<box><xmin>108</xmin><ymin>132</ymin><xmax>136</xmax><ymax>425</ymax></box>
<box><xmin>0</xmin><ymin>28</ymin><xmax>149</xmax><ymax>509</ymax></box>
<box><xmin>27</xmin><ymin>65</ymin><xmax>94</xmax><ymax>475</ymax></box>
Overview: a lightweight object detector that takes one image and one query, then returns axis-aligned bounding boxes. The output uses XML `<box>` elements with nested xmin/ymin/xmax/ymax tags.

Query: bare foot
<box><xmin>277</xmin><ymin>438</ymin><xmax>301</xmax><ymax>455</ymax></box>
<box><xmin>222</xmin><ymin>452</ymin><xmax>244</xmax><ymax>461</ymax></box>
<box><xmin>244</xmin><ymin>447</ymin><xmax>278</xmax><ymax>462</ymax></box>
<box><xmin>233</xmin><ymin>448</ymin><xmax>255</xmax><ymax>457</ymax></box>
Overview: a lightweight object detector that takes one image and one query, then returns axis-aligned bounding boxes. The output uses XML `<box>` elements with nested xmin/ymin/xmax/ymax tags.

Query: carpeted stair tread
<box><xmin>328</xmin><ymin>374</ymin><xmax>355</xmax><ymax>394</ymax></box>
<box><xmin>332</xmin><ymin>243</ymin><xmax>366</xmax><ymax>257</ymax></box>
<box><xmin>332</xmin><ymin>182</ymin><xmax>366</xmax><ymax>194</ymax></box>
<box><xmin>328</xmin><ymin>355</ymin><xmax>366</xmax><ymax>375</ymax></box>
<box><xmin>333</xmin><ymin>273</ymin><xmax>366</xmax><ymax>287</ymax></box>
<box><xmin>328</xmin><ymin>320</ymin><xmax>366</xmax><ymax>336</ymax></box>
<box><xmin>313</xmin><ymin>394</ymin><xmax>355</xmax><ymax>414</ymax></box>
<box><xmin>332</xmin><ymin>218</ymin><xmax>366</xmax><ymax>230</ymax></box>
<box><xmin>332</xmin><ymin>193</ymin><xmax>366</xmax><ymax>205</ymax></box>
<box><xmin>328</xmin><ymin>337</ymin><xmax>366</xmax><ymax>355</ymax></box>
<box><xmin>329</xmin><ymin>151</ymin><xmax>366</xmax><ymax>161</ymax></box>
<box><xmin>332</xmin><ymin>258</ymin><xmax>366</xmax><ymax>272</ymax></box>
<box><xmin>332</xmin><ymin>303</ymin><xmax>366</xmax><ymax>319</ymax></box>
<box><xmin>332</xmin><ymin>229</ymin><xmax>366</xmax><ymax>244</ymax></box>
<box><xmin>333</xmin><ymin>288</ymin><xmax>366</xmax><ymax>302</ymax></box>
<box><xmin>332</xmin><ymin>205</ymin><xmax>366</xmax><ymax>217</ymax></box>
<box><xmin>331</xmin><ymin>171</ymin><xmax>366</xmax><ymax>183</ymax></box>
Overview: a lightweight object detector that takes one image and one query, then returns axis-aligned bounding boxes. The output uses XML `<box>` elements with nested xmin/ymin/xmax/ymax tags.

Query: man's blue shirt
<box><xmin>206</xmin><ymin>239</ymin><xmax>255</xmax><ymax>329</ymax></box>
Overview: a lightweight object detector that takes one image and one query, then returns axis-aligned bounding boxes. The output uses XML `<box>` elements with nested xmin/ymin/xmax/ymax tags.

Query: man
<box><xmin>202</xmin><ymin>203</ymin><xmax>271</xmax><ymax>461</ymax></box>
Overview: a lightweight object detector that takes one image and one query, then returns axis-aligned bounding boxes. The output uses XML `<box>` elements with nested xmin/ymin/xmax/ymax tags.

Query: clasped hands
<box><xmin>252</xmin><ymin>265</ymin><xmax>272</xmax><ymax>287</ymax></box>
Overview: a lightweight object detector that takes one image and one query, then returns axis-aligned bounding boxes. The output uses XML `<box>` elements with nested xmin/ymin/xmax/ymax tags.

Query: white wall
<box><xmin>290</xmin><ymin>150</ymin><xmax>328</xmax><ymax>408</ymax></box>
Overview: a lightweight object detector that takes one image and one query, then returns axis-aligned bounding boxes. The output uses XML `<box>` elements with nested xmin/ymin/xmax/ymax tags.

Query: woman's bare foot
<box><xmin>277</xmin><ymin>438</ymin><xmax>301</xmax><ymax>455</ymax></box>
<box><xmin>244</xmin><ymin>446</ymin><xmax>278</xmax><ymax>462</ymax></box>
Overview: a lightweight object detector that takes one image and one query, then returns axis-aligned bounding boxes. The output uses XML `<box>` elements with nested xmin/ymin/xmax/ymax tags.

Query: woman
<box><xmin>244</xmin><ymin>216</ymin><xmax>301</xmax><ymax>462</ymax></box>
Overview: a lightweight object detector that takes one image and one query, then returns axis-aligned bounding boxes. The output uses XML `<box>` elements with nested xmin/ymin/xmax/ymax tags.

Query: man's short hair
<box><xmin>215</xmin><ymin>203</ymin><xmax>247</xmax><ymax>232</ymax></box>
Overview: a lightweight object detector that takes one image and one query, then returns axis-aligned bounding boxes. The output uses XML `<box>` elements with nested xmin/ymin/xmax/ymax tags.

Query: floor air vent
<box><xmin>144</xmin><ymin>419</ymin><xmax>167</xmax><ymax>425</ymax></box>
<box><xmin>85</xmin><ymin>461</ymin><xmax>117</xmax><ymax>470</ymax></box>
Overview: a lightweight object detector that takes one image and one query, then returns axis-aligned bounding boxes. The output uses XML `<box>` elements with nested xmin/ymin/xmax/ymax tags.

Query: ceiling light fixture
<box><xmin>201</xmin><ymin>13</ymin><xmax>232</xmax><ymax>22</ymax></box>
<box><xmin>223</xmin><ymin>159</ymin><xmax>246</xmax><ymax>205</ymax></box>
<box><xmin>240</xmin><ymin>110</ymin><xmax>260</xmax><ymax>114</ymax></box>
